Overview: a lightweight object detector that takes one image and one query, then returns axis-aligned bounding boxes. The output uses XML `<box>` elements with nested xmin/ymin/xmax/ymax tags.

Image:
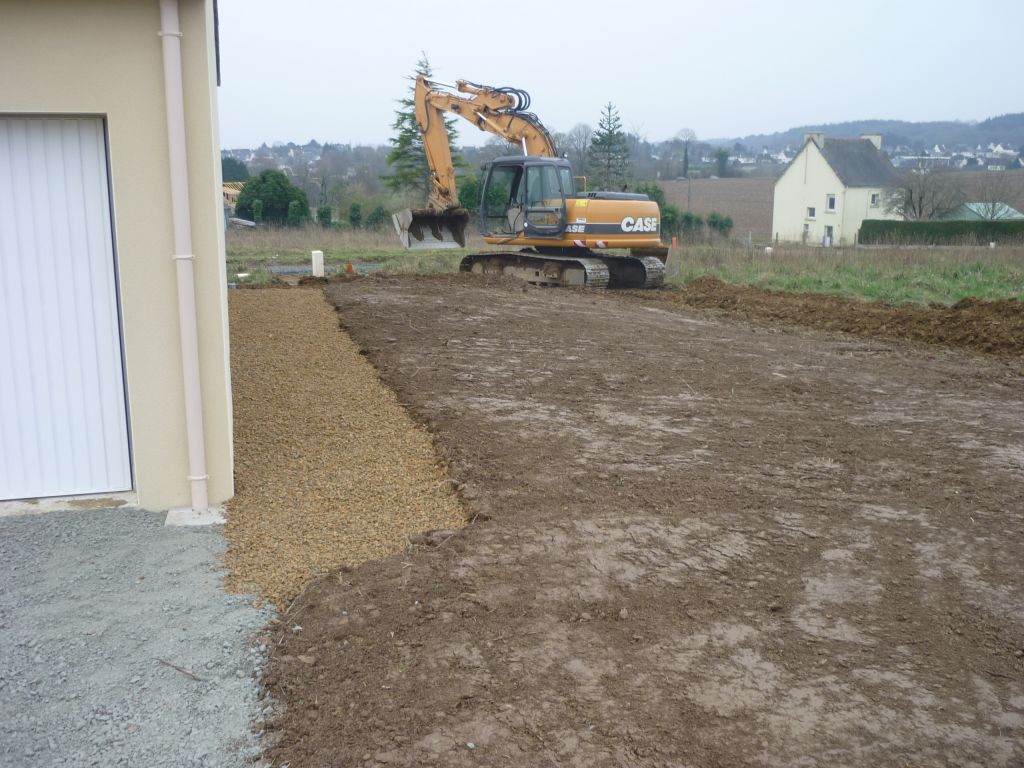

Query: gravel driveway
<box><xmin>0</xmin><ymin>508</ymin><xmax>272</xmax><ymax>767</ymax></box>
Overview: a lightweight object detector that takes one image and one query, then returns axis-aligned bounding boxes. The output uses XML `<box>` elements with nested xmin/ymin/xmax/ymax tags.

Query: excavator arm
<box><xmin>394</xmin><ymin>76</ymin><xmax>558</xmax><ymax>250</ymax></box>
<box><xmin>416</xmin><ymin>77</ymin><xmax>557</xmax><ymax>211</ymax></box>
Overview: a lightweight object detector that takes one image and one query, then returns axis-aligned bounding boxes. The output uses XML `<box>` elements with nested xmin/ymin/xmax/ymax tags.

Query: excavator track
<box><xmin>460</xmin><ymin>251</ymin><xmax>664</xmax><ymax>289</ymax></box>
<box><xmin>460</xmin><ymin>252</ymin><xmax>610</xmax><ymax>288</ymax></box>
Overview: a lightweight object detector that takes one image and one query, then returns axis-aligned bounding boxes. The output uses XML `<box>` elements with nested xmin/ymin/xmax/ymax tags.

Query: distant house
<box><xmin>772</xmin><ymin>133</ymin><xmax>901</xmax><ymax>246</ymax></box>
<box><xmin>943</xmin><ymin>202</ymin><xmax>1024</xmax><ymax>221</ymax></box>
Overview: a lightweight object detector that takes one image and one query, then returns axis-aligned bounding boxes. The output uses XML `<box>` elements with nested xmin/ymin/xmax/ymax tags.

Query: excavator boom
<box><xmin>395</xmin><ymin>77</ymin><xmax>557</xmax><ymax>250</ymax></box>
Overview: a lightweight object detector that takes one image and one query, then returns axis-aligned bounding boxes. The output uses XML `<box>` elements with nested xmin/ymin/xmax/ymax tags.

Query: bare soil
<box><xmin>629</xmin><ymin>276</ymin><xmax>1024</xmax><ymax>356</ymax></box>
<box><xmin>263</xmin><ymin>274</ymin><xmax>1024</xmax><ymax>767</ymax></box>
<box><xmin>661</xmin><ymin>177</ymin><xmax>775</xmax><ymax>240</ymax></box>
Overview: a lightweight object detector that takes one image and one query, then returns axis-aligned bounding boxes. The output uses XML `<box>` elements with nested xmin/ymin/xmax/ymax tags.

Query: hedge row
<box><xmin>859</xmin><ymin>219</ymin><xmax>1024</xmax><ymax>245</ymax></box>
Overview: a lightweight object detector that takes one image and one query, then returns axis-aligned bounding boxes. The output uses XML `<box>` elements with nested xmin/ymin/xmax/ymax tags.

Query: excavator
<box><xmin>392</xmin><ymin>76</ymin><xmax>667</xmax><ymax>288</ymax></box>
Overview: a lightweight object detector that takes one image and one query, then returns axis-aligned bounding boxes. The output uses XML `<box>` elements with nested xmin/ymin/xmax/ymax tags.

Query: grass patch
<box><xmin>670</xmin><ymin>244</ymin><xmax>1024</xmax><ymax>305</ymax></box>
<box><xmin>225</xmin><ymin>225</ymin><xmax>475</xmax><ymax>282</ymax></box>
<box><xmin>226</xmin><ymin>226</ymin><xmax>1024</xmax><ymax>305</ymax></box>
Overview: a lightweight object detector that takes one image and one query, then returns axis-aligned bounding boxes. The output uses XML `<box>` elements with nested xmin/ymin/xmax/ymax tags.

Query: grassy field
<box><xmin>669</xmin><ymin>243</ymin><xmax>1024</xmax><ymax>304</ymax></box>
<box><xmin>226</xmin><ymin>227</ymin><xmax>1024</xmax><ymax>305</ymax></box>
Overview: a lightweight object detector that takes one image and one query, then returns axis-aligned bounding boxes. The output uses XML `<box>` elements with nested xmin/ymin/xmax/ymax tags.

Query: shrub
<box><xmin>660</xmin><ymin>203</ymin><xmax>681</xmax><ymax>241</ymax></box>
<box><xmin>365</xmin><ymin>205</ymin><xmax>390</xmax><ymax>230</ymax></box>
<box><xmin>706</xmin><ymin>211</ymin><xmax>734</xmax><ymax>237</ymax></box>
<box><xmin>680</xmin><ymin>211</ymin><xmax>704</xmax><ymax>235</ymax></box>
<box><xmin>316</xmin><ymin>205</ymin><xmax>332</xmax><ymax>228</ymax></box>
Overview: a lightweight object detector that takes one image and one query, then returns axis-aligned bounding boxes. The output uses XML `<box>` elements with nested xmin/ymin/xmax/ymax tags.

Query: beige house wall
<box><xmin>0</xmin><ymin>0</ymin><xmax>233</xmax><ymax>510</ymax></box>
<box><xmin>772</xmin><ymin>140</ymin><xmax>899</xmax><ymax>246</ymax></box>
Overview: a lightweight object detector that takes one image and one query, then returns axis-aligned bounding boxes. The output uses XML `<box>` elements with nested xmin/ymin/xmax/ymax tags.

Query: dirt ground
<box><xmin>263</xmin><ymin>275</ymin><xmax>1024</xmax><ymax>767</ymax></box>
<box><xmin>633</xmin><ymin>276</ymin><xmax>1024</xmax><ymax>357</ymax></box>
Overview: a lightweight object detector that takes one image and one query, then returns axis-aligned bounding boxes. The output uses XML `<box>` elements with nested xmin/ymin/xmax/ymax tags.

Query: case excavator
<box><xmin>393</xmin><ymin>76</ymin><xmax>667</xmax><ymax>289</ymax></box>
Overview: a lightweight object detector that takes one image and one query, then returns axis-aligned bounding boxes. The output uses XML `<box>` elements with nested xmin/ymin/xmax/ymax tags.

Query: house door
<box><xmin>823</xmin><ymin>225</ymin><xmax>834</xmax><ymax>247</ymax></box>
<box><xmin>0</xmin><ymin>117</ymin><xmax>132</xmax><ymax>500</ymax></box>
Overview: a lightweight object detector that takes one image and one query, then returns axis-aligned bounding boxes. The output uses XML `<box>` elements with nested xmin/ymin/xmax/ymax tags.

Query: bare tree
<box><xmin>971</xmin><ymin>171</ymin><xmax>1015</xmax><ymax>219</ymax></box>
<box><xmin>566</xmin><ymin>123</ymin><xmax>592</xmax><ymax>172</ymax></box>
<box><xmin>884</xmin><ymin>169</ymin><xmax>965</xmax><ymax>220</ymax></box>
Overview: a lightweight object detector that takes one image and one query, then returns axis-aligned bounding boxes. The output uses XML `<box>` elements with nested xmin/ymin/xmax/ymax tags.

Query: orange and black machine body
<box><xmin>392</xmin><ymin>76</ymin><xmax>667</xmax><ymax>288</ymax></box>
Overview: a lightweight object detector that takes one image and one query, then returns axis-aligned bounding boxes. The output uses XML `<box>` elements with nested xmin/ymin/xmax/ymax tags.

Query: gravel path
<box><xmin>0</xmin><ymin>508</ymin><xmax>273</xmax><ymax>768</ymax></box>
<box><xmin>224</xmin><ymin>288</ymin><xmax>463</xmax><ymax>607</ymax></box>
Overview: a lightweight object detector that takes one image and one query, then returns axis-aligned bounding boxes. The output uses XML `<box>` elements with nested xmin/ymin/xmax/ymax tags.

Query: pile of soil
<box><xmin>262</xmin><ymin>275</ymin><xmax>1024</xmax><ymax>767</ymax></box>
<box><xmin>223</xmin><ymin>288</ymin><xmax>463</xmax><ymax>607</ymax></box>
<box><xmin>631</xmin><ymin>276</ymin><xmax>1024</xmax><ymax>356</ymax></box>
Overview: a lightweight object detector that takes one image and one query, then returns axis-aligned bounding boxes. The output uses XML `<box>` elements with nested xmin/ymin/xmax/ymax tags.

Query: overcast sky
<box><xmin>217</xmin><ymin>0</ymin><xmax>1023</xmax><ymax>149</ymax></box>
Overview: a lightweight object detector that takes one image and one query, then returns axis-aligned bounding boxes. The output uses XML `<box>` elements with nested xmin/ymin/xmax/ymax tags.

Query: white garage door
<box><xmin>0</xmin><ymin>117</ymin><xmax>132</xmax><ymax>500</ymax></box>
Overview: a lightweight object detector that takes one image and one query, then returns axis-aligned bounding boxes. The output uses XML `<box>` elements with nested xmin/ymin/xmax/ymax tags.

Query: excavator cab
<box><xmin>480</xmin><ymin>157</ymin><xmax>570</xmax><ymax>240</ymax></box>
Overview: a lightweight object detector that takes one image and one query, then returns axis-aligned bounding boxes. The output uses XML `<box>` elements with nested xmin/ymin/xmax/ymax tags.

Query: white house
<box><xmin>772</xmin><ymin>133</ymin><xmax>902</xmax><ymax>246</ymax></box>
<box><xmin>1</xmin><ymin>0</ymin><xmax>233</xmax><ymax>524</ymax></box>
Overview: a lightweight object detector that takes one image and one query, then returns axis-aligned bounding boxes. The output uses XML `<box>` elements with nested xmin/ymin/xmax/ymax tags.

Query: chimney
<box><xmin>861</xmin><ymin>133</ymin><xmax>882</xmax><ymax>150</ymax></box>
<box><xmin>804</xmin><ymin>132</ymin><xmax>825</xmax><ymax>148</ymax></box>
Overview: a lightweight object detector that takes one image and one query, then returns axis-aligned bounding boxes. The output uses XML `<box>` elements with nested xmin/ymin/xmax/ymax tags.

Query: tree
<box><xmin>235</xmin><ymin>170</ymin><xmax>309</xmax><ymax>226</ymax></box>
<box><xmin>221</xmin><ymin>156</ymin><xmax>249</xmax><ymax>182</ymax></box>
<box><xmin>566</xmin><ymin>123</ymin><xmax>593</xmax><ymax>174</ymax></box>
<box><xmin>713</xmin><ymin>148</ymin><xmax>730</xmax><ymax>178</ymax></box>
<box><xmin>457</xmin><ymin>173</ymin><xmax>483</xmax><ymax>213</ymax></box>
<box><xmin>316</xmin><ymin>205</ymin><xmax>332</xmax><ymax>228</ymax></box>
<box><xmin>884</xmin><ymin>169</ymin><xmax>964</xmax><ymax>220</ymax></box>
<box><xmin>382</xmin><ymin>53</ymin><xmax>462</xmax><ymax>200</ymax></box>
<box><xmin>588</xmin><ymin>102</ymin><xmax>630</xmax><ymax>190</ymax></box>
<box><xmin>286</xmin><ymin>200</ymin><xmax>304</xmax><ymax>227</ymax></box>
<box><xmin>633</xmin><ymin>181</ymin><xmax>666</xmax><ymax>208</ymax></box>
<box><xmin>676</xmin><ymin>128</ymin><xmax>696</xmax><ymax>178</ymax></box>
<box><xmin>348</xmin><ymin>202</ymin><xmax>363</xmax><ymax>229</ymax></box>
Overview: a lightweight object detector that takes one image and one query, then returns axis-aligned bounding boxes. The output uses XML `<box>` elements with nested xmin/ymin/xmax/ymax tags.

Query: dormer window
<box><xmin>826</xmin><ymin>194</ymin><xmax>836</xmax><ymax>211</ymax></box>
<box><xmin>807</xmin><ymin>206</ymin><xmax>816</xmax><ymax>219</ymax></box>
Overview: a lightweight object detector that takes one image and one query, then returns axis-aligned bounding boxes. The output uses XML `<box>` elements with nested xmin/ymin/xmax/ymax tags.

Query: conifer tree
<box><xmin>382</xmin><ymin>54</ymin><xmax>462</xmax><ymax>199</ymax></box>
<box><xmin>588</xmin><ymin>102</ymin><xmax>630</xmax><ymax>190</ymax></box>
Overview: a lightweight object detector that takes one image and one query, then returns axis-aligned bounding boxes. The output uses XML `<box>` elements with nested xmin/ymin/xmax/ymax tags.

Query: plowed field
<box><xmin>262</xmin><ymin>275</ymin><xmax>1024</xmax><ymax>767</ymax></box>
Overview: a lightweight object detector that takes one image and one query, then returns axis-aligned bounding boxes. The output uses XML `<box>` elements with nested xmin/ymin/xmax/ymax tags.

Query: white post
<box><xmin>312</xmin><ymin>249</ymin><xmax>325</xmax><ymax>277</ymax></box>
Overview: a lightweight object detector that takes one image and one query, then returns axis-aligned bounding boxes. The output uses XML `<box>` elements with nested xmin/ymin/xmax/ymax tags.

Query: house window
<box><xmin>807</xmin><ymin>206</ymin><xmax>816</xmax><ymax>219</ymax></box>
<box><xmin>826</xmin><ymin>194</ymin><xmax>836</xmax><ymax>211</ymax></box>
<box><xmin>870</xmin><ymin>192</ymin><xmax>880</xmax><ymax>207</ymax></box>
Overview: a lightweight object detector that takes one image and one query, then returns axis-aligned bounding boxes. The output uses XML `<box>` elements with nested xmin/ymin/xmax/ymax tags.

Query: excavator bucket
<box><xmin>393</xmin><ymin>208</ymin><xmax>469</xmax><ymax>251</ymax></box>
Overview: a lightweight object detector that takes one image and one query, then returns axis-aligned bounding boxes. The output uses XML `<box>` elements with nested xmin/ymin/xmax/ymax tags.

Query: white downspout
<box><xmin>159</xmin><ymin>0</ymin><xmax>220</xmax><ymax>525</ymax></box>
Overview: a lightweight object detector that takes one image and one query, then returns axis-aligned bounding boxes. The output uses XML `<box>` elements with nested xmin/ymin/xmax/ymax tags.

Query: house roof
<box><xmin>819</xmin><ymin>138</ymin><xmax>901</xmax><ymax>188</ymax></box>
<box><xmin>818</xmin><ymin>138</ymin><xmax>901</xmax><ymax>187</ymax></box>
<box><xmin>944</xmin><ymin>202</ymin><xmax>1024</xmax><ymax>221</ymax></box>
